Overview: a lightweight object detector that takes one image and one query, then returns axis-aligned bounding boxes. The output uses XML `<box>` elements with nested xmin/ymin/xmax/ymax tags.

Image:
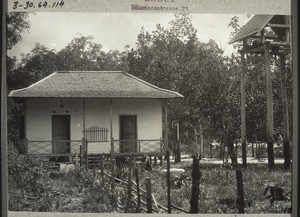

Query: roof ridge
<box><xmin>122</xmin><ymin>72</ymin><xmax>184</xmax><ymax>98</ymax></box>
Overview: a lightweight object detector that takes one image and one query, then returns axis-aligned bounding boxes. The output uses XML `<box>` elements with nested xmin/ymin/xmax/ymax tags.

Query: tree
<box><xmin>7</xmin><ymin>12</ymin><xmax>30</xmax><ymax>50</ymax></box>
<box><xmin>7</xmin><ymin>34</ymin><xmax>128</xmax><ymax>151</ymax></box>
<box><xmin>56</xmin><ymin>35</ymin><xmax>127</xmax><ymax>71</ymax></box>
<box><xmin>126</xmin><ymin>14</ymin><xmax>240</xmax><ymax>160</ymax></box>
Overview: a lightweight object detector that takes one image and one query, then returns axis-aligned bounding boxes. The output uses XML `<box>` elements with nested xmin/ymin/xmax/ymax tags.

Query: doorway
<box><xmin>120</xmin><ymin>115</ymin><xmax>137</xmax><ymax>153</ymax></box>
<box><xmin>52</xmin><ymin>115</ymin><xmax>70</xmax><ymax>154</ymax></box>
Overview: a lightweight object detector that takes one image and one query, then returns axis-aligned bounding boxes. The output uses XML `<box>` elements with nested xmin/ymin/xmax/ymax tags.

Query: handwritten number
<box><xmin>13</xmin><ymin>1</ymin><xmax>18</xmax><ymax>9</ymax></box>
<box><xmin>24</xmin><ymin>2</ymin><xmax>29</xmax><ymax>9</ymax></box>
<box><xmin>14</xmin><ymin>1</ymin><xmax>65</xmax><ymax>9</ymax></box>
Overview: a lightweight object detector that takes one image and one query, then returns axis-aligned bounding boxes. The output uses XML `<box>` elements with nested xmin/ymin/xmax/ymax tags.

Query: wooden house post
<box><xmin>240</xmin><ymin>51</ymin><xmax>247</xmax><ymax>167</ymax></box>
<box><xmin>110</xmin><ymin>99</ymin><xmax>114</xmax><ymax>158</ymax></box>
<box><xmin>279</xmin><ymin>54</ymin><xmax>291</xmax><ymax>171</ymax></box>
<box><xmin>199</xmin><ymin>123</ymin><xmax>204</xmax><ymax>159</ymax></box>
<box><xmin>109</xmin><ymin>99</ymin><xmax>116</xmax><ymax>193</ymax></box>
<box><xmin>164</xmin><ymin>99</ymin><xmax>169</xmax><ymax>151</ymax></box>
<box><xmin>264</xmin><ymin>42</ymin><xmax>275</xmax><ymax>170</ymax></box>
<box><xmin>164</xmin><ymin>100</ymin><xmax>171</xmax><ymax>213</ymax></box>
<box><xmin>24</xmin><ymin>138</ymin><xmax>29</xmax><ymax>155</ymax></box>
<box><xmin>82</xmin><ymin>98</ymin><xmax>86</xmax><ymax>138</ymax></box>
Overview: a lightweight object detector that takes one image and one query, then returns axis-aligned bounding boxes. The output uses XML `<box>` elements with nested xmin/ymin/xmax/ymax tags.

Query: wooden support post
<box><xmin>127</xmin><ymin>161</ymin><xmax>133</xmax><ymax>212</ymax></box>
<box><xmin>83</xmin><ymin>139</ymin><xmax>88</xmax><ymax>169</ymax></box>
<box><xmin>24</xmin><ymin>138</ymin><xmax>29</xmax><ymax>155</ymax></box>
<box><xmin>160</xmin><ymin>156</ymin><xmax>163</xmax><ymax>167</ymax></box>
<box><xmin>255</xmin><ymin>124</ymin><xmax>258</xmax><ymax>159</ymax></box>
<box><xmin>174</xmin><ymin>122</ymin><xmax>181</xmax><ymax>163</ymax></box>
<box><xmin>236</xmin><ymin>169</ymin><xmax>245</xmax><ymax>213</ymax></box>
<box><xmin>264</xmin><ymin>42</ymin><xmax>275</xmax><ymax>171</ymax></box>
<box><xmin>164</xmin><ymin>99</ymin><xmax>169</xmax><ymax>152</ymax></box>
<box><xmin>240</xmin><ymin>51</ymin><xmax>247</xmax><ymax>167</ymax></box>
<box><xmin>100</xmin><ymin>154</ymin><xmax>105</xmax><ymax>186</ymax></box>
<box><xmin>111</xmin><ymin>159</ymin><xmax>115</xmax><ymax>194</ymax></box>
<box><xmin>190</xmin><ymin>156</ymin><xmax>200</xmax><ymax>213</ymax></box>
<box><xmin>145</xmin><ymin>177</ymin><xmax>152</xmax><ymax>213</ymax></box>
<box><xmin>279</xmin><ymin>54</ymin><xmax>291</xmax><ymax>171</ymax></box>
<box><xmin>75</xmin><ymin>152</ymin><xmax>79</xmax><ymax>170</ymax></box>
<box><xmin>92</xmin><ymin>156</ymin><xmax>95</xmax><ymax>178</ymax></box>
<box><xmin>82</xmin><ymin>98</ymin><xmax>85</xmax><ymax>138</ymax></box>
<box><xmin>166</xmin><ymin>150</ymin><xmax>171</xmax><ymax>213</ymax></box>
<box><xmin>194</xmin><ymin>127</ymin><xmax>198</xmax><ymax>157</ymax></box>
<box><xmin>110</xmin><ymin>99</ymin><xmax>114</xmax><ymax>159</ymax></box>
<box><xmin>79</xmin><ymin>145</ymin><xmax>82</xmax><ymax>167</ymax></box>
<box><xmin>199</xmin><ymin>124</ymin><xmax>204</xmax><ymax>160</ymax></box>
<box><xmin>134</xmin><ymin>165</ymin><xmax>141</xmax><ymax>212</ymax></box>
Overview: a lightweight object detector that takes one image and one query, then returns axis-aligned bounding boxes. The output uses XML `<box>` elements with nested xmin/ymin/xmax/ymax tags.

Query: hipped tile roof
<box><xmin>8</xmin><ymin>71</ymin><xmax>183</xmax><ymax>99</ymax></box>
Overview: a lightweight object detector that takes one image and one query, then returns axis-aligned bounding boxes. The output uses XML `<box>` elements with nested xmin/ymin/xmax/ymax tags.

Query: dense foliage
<box><xmin>6</xmin><ymin>13</ymin><xmax>292</xmax><ymax>213</ymax></box>
<box><xmin>7</xmin><ymin>13</ymin><xmax>292</xmax><ymax>157</ymax></box>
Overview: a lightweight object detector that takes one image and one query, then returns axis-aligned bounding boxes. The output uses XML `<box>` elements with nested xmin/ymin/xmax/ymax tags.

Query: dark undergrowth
<box><xmin>8</xmin><ymin>145</ymin><xmax>291</xmax><ymax>213</ymax></box>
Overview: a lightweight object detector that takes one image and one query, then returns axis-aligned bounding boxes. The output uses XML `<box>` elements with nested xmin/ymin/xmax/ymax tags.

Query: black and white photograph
<box><xmin>1</xmin><ymin>0</ymin><xmax>297</xmax><ymax>216</ymax></box>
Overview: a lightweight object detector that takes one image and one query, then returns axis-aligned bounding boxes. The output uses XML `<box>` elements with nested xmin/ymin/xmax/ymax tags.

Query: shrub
<box><xmin>8</xmin><ymin>144</ymin><xmax>48</xmax><ymax>210</ymax></box>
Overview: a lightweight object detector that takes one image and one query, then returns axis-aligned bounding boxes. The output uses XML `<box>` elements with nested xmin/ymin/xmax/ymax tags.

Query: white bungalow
<box><xmin>9</xmin><ymin>71</ymin><xmax>183</xmax><ymax>160</ymax></box>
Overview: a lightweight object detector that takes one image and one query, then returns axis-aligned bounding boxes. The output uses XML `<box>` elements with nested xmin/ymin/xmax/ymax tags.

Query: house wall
<box><xmin>26</xmin><ymin>98</ymin><xmax>162</xmax><ymax>154</ymax></box>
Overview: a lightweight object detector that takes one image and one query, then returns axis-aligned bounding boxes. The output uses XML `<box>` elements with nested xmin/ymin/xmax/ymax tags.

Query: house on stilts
<box><xmin>8</xmin><ymin>71</ymin><xmax>183</xmax><ymax>163</ymax></box>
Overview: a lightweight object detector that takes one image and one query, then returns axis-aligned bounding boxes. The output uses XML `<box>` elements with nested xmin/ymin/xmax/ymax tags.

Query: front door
<box><xmin>52</xmin><ymin>115</ymin><xmax>70</xmax><ymax>154</ymax></box>
<box><xmin>120</xmin><ymin>115</ymin><xmax>137</xmax><ymax>153</ymax></box>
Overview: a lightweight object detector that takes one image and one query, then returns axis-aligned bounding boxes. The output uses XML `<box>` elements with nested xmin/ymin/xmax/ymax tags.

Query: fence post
<box><xmin>166</xmin><ymin>150</ymin><xmax>171</xmax><ymax>213</ymax></box>
<box><xmin>236</xmin><ymin>168</ymin><xmax>245</xmax><ymax>213</ymax></box>
<box><xmin>145</xmin><ymin>177</ymin><xmax>152</xmax><ymax>213</ymax></box>
<box><xmin>190</xmin><ymin>156</ymin><xmax>200</xmax><ymax>213</ymax></box>
<box><xmin>135</xmin><ymin>165</ymin><xmax>141</xmax><ymax>212</ymax></box>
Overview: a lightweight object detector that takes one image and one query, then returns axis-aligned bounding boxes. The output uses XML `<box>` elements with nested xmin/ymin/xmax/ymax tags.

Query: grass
<box><xmin>8</xmin><ymin>147</ymin><xmax>292</xmax><ymax>214</ymax></box>
<box><xmin>138</xmin><ymin>161</ymin><xmax>292</xmax><ymax>214</ymax></box>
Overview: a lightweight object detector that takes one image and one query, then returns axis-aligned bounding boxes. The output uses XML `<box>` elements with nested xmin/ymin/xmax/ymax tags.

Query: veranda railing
<box><xmin>113</xmin><ymin>139</ymin><xmax>165</xmax><ymax>156</ymax></box>
<box><xmin>24</xmin><ymin>139</ymin><xmax>83</xmax><ymax>156</ymax></box>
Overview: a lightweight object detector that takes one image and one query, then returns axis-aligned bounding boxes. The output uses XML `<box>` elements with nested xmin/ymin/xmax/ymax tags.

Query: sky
<box><xmin>8</xmin><ymin>13</ymin><xmax>252</xmax><ymax>59</ymax></box>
